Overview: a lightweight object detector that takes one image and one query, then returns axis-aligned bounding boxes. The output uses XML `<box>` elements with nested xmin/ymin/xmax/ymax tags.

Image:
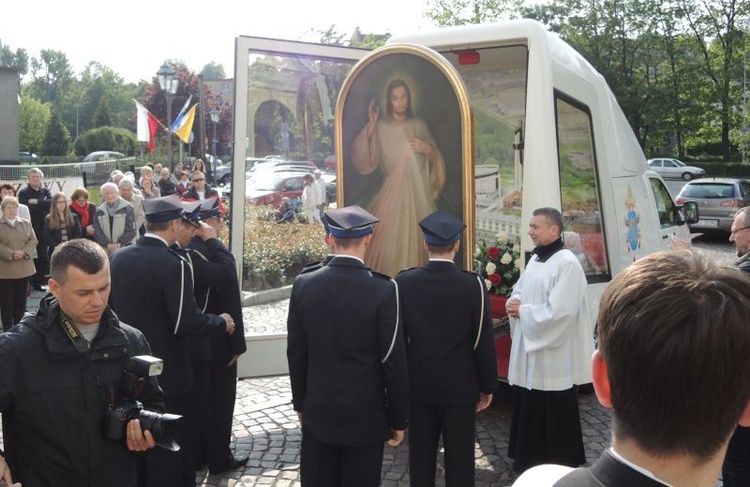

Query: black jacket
<box><xmin>552</xmin><ymin>450</ymin><xmax>664</xmax><ymax>487</ymax></box>
<box><xmin>17</xmin><ymin>184</ymin><xmax>52</xmax><ymax>232</ymax></box>
<box><xmin>396</xmin><ymin>261</ymin><xmax>497</xmax><ymax>407</ymax></box>
<box><xmin>0</xmin><ymin>295</ymin><xmax>164</xmax><ymax>487</ymax></box>
<box><xmin>287</xmin><ymin>256</ymin><xmax>409</xmax><ymax>447</ymax></box>
<box><xmin>183</xmin><ymin>237</ymin><xmax>247</xmax><ymax>362</ymax></box>
<box><xmin>109</xmin><ymin>235</ymin><xmax>227</xmax><ymax>396</ymax></box>
<box><xmin>43</xmin><ymin>213</ymin><xmax>82</xmax><ymax>257</ymax></box>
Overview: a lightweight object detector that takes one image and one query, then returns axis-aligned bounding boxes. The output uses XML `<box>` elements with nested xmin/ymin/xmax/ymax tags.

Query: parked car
<box><xmin>82</xmin><ymin>151</ymin><xmax>125</xmax><ymax>162</ymax></box>
<box><xmin>250</xmin><ymin>160</ymin><xmax>319</xmax><ymax>174</ymax></box>
<box><xmin>675</xmin><ymin>178</ymin><xmax>750</xmax><ymax>233</ymax></box>
<box><xmin>321</xmin><ymin>173</ymin><xmax>337</xmax><ymax>206</ymax></box>
<box><xmin>215</xmin><ymin>162</ymin><xmax>232</xmax><ymax>185</ymax></box>
<box><xmin>647</xmin><ymin>158</ymin><xmax>705</xmax><ymax>181</ymax></box>
<box><xmin>19</xmin><ymin>151</ymin><xmax>38</xmax><ymax>163</ymax></box>
<box><xmin>246</xmin><ymin>172</ymin><xmax>307</xmax><ymax>206</ymax></box>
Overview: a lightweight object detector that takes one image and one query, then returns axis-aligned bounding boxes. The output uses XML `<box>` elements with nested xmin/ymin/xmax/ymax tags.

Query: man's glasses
<box><xmin>192</xmin><ymin>178</ymin><xmax>205</xmax><ymax>182</ymax></box>
<box><xmin>730</xmin><ymin>225</ymin><xmax>750</xmax><ymax>236</ymax></box>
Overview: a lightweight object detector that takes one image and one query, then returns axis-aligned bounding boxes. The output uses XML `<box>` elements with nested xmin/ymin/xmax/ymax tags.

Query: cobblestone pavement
<box><xmin>196</xmin><ymin>376</ymin><xmax>610</xmax><ymax>487</ymax></box>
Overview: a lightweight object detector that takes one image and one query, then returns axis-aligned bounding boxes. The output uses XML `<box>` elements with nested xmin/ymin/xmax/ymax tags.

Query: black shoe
<box><xmin>208</xmin><ymin>455</ymin><xmax>249</xmax><ymax>475</ymax></box>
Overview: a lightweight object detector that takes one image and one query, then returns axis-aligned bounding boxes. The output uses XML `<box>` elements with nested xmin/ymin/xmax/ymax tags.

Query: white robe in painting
<box><xmin>351</xmin><ymin>117</ymin><xmax>446</xmax><ymax>278</ymax></box>
<box><xmin>507</xmin><ymin>249</ymin><xmax>594</xmax><ymax>391</ymax></box>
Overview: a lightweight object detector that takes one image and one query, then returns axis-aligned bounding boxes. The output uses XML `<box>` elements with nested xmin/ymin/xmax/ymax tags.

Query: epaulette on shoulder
<box><xmin>397</xmin><ymin>266</ymin><xmax>419</xmax><ymax>276</ymax></box>
<box><xmin>368</xmin><ymin>269</ymin><xmax>393</xmax><ymax>281</ymax></box>
<box><xmin>299</xmin><ymin>261</ymin><xmax>323</xmax><ymax>275</ymax></box>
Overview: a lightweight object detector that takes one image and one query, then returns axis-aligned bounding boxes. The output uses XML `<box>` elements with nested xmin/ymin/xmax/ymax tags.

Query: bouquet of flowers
<box><xmin>475</xmin><ymin>235</ymin><xmax>521</xmax><ymax>297</ymax></box>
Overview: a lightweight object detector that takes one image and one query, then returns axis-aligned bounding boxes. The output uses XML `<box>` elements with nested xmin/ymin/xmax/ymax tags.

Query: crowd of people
<box><xmin>0</xmin><ymin>162</ymin><xmax>239</xmax><ymax>486</ymax></box>
<box><xmin>4</xmin><ymin>160</ymin><xmax>750</xmax><ymax>487</ymax></box>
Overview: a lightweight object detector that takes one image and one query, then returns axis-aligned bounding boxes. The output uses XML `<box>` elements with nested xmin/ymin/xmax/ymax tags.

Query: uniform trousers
<box><xmin>409</xmin><ymin>402</ymin><xmax>476</xmax><ymax>487</ymax></box>
<box><xmin>300</xmin><ymin>430</ymin><xmax>384</xmax><ymax>487</ymax></box>
<box><xmin>141</xmin><ymin>394</ymin><xmax>196</xmax><ymax>487</ymax></box>
<box><xmin>188</xmin><ymin>360</ymin><xmax>238</xmax><ymax>471</ymax></box>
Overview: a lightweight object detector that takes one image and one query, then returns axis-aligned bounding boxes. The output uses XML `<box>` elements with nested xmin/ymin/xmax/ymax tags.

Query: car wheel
<box><xmin>682</xmin><ymin>172</ymin><xmax>693</xmax><ymax>181</ymax></box>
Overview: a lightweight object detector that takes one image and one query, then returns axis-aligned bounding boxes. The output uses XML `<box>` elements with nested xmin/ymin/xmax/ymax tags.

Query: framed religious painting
<box><xmin>335</xmin><ymin>43</ymin><xmax>474</xmax><ymax>277</ymax></box>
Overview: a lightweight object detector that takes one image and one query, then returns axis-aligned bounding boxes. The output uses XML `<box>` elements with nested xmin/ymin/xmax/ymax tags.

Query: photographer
<box><xmin>0</xmin><ymin>239</ymin><xmax>164</xmax><ymax>486</ymax></box>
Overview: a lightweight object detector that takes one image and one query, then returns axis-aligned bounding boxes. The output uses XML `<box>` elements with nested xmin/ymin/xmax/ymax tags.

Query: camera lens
<box><xmin>138</xmin><ymin>410</ymin><xmax>182</xmax><ymax>451</ymax></box>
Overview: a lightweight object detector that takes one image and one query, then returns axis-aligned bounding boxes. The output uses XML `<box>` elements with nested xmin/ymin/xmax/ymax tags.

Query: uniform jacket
<box><xmin>0</xmin><ymin>295</ymin><xmax>164</xmax><ymax>487</ymax></box>
<box><xmin>94</xmin><ymin>198</ymin><xmax>137</xmax><ymax>249</ymax></box>
<box><xmin>180</xmin><ymin>237</ymin><xmax>247</xmax><ymax>362</ymax></box>
<box><xmin>0</xmin><ymin>216</ymin><xmax>38</xmax><ymax>279</ymax></box>
<box><xmin>287</xmin><ymin>256</ymin><xmax>409</xmax><ymax>447</ymax></box>
<box><xmin>17</xmin><ymin>184</ymin><xmax>52</xmax><ymax>231</ymax></box>
<box><xmin>512</xmin><ymin>450</ymin><xmax>666</xmax><ymax>487</ymax></box>
<box><xmin>396</xmin><ymin>260</ymin><xmax>497</xmax><ymax>407</ymax></box>
<box><xmin>43</xmin><ymin>213</ymin><xmax>82</xmax><ymax>256</ymax></box>
<box><xmin>109</xmin><ymin>235</ymin><xmax>227</xmax><ymax>396</ymax></box>
<box><xmin>180</xmin><ymin>185</ymin><xmax>225</xmax><ymax>216</ymax></box>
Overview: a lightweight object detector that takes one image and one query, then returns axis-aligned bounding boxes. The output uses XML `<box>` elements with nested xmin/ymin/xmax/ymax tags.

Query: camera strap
<box><xmin>59</xmin><ymin>311</ymin><xmax>91</xmax><ymax>354</ymax></box>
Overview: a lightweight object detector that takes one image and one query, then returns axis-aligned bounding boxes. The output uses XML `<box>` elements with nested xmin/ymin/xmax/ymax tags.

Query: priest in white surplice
<box><xmin>505</xmin><ymin>207</ymin><xmax>595</xmax><ymax>473</ymax></box>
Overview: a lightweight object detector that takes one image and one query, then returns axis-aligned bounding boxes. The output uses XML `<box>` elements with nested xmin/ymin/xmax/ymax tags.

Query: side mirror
<box><xmin>679</xmin><ymin>201</ymin><xmax>699</xmax><ymax>224</ymax></box>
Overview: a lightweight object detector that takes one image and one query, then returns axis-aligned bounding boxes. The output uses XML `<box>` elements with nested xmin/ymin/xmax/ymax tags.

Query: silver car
<box><xmin>675</xmin><ymin>178</ymin><xmax>750</xmax><ymax>233</ymax></box>
<box><xmin>647</xmin><ymin>158</ymin><xmax>705</xmax><ymax>181</ymax></box>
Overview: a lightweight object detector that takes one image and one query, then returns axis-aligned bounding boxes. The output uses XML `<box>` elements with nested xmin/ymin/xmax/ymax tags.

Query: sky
<box><xmin>2</xmin><ymin>0</ymin><xmax>433</xmax><ymax>84</ymax></box>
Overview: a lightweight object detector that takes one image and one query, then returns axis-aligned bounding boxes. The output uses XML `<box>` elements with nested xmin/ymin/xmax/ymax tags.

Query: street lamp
<box><xmin>157</xmin><ymin>62</ymin><xmax>179</xmax><ymax>169</ymax></box>
<box><xmin>209</xmin><ymin>107</ymin><xmax>219</xmax><ymax>160</ymax></box>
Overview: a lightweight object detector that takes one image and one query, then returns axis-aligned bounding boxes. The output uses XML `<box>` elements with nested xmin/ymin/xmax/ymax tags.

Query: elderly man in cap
<box><xmin>287</xmin><ymin>205</ymin><xmax>409</xmax><ymax>487</ymax></box>
<box><xmin>396</xmin><ymin>210</ymin><xmax>497</xmax><ymax>487</ymax></box>
<box><xmin>109</xmin><ymin>195</ymin><xmax>236</xmax><ymax>487</ymax></box>
<box><xmin>177</xmin><ymin>199</ymin><xmax>248</xmax><ymax>474</ymax></box>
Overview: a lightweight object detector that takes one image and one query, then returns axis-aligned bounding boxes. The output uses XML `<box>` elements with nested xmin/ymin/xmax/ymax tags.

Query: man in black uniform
<box><xmin>179</xmin><ymin>199</ymin><xmax>248</xmax><ymax>474</ymax></box>
<box><xmin>396</xmin><ymin>211</ymin><xmax>497</xmax><ymax>487</ymax></box>
<box><xmin>17</xmin><ymin>167</ymin><xmax>52</xmax><ymax>290</ymax></box>
<box><xmin>287</xmin><ymin>205</ymin><xmax>409</xmax><ymax>487</ymax></box>
<box><xmin>109</xmin><ymin>195</ymin><xmax>236</xmax><ymax>487</ymax></box>
<box><xmin>0</xmin><ymin>238</ymin><xmax>162</xmax><ymax>486</ymax></box>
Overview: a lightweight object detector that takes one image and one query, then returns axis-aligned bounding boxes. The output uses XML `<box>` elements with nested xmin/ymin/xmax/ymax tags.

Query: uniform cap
<box><xmin>180</xmin><ymin>200</ymin><xmax>202</xmax><ymax>227</ymax></box>
<box><xmin>198</xmin><ymin>198</ymin><xmax>221</xmax><ymax>220</ymax></box>
<box><xmin>419</xmin><ymin>211</ymin><xmax>465</xmax><ymax>245</ymax></box>
<box><xmin>325</xmin><ymin>205</ymin><xmax>379</xmax><ymax>238</ymax></box>
<box><xmin>143</xmin><ymin>195</ymin><xmax>187</xmax><ymax>223</ymax></box>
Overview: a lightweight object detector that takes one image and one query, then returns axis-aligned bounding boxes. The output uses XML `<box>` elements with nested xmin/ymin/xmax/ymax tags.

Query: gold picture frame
<box><xmin>335</xmin><ymin>43</ymin><xmax>474</xmax><ymax>276</ymax></box>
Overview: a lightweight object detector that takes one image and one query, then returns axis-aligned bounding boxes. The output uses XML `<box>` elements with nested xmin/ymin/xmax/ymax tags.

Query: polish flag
<box><xmin>135</xmin><ymin>100</ymin><xmax>159</xmax><ymax>151</ymax></box>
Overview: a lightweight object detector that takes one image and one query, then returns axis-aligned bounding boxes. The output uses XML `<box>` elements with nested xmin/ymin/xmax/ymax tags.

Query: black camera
<box><xmin>103</xmin><ymin>355</ymin><xmax>181</xmax><ymax>451</ymax></box>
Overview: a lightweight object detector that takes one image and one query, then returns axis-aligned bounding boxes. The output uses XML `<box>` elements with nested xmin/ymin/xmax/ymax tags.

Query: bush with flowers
<box><xmin>475</xmin><ymin>235</ymin><xmax>521</xmax><ymax>297</ymax></box>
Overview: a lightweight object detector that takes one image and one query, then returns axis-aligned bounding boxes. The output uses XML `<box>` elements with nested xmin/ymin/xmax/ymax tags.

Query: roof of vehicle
<box><xmin>682</xmin><ymin>177</ymin><xmax>745</xmax><ymax>185</ymax></box>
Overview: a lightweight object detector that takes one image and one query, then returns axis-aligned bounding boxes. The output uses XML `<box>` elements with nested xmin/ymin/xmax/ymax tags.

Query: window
<box><xmin>651</xmin><ymin>160</ymin><xmax>662</xmax><ymax>167</ymax></box>
<box><xmin>555</xmin><ymin>95</ymin><xmax>610</xmax><ymax>281</ymax></box>
<box><xmin>649</xmin><ymin>178</ymin><xmax>680</xmax><ymax>228</ymax></box>
<box><xmin>664</xmin><ymin>160</ymin><xmax>677</xmax><ymax>168</ymax></box>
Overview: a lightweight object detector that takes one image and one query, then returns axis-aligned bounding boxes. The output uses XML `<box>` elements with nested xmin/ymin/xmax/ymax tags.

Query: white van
<box><xmin>230</xmin><ymin>20</ymin><xmax>697</xmax><ymax>378</ymax></box>
<box><xmin>388</xmin><ymin>20</ymin><xmax>697</xmax><ymax>378</ymax></box>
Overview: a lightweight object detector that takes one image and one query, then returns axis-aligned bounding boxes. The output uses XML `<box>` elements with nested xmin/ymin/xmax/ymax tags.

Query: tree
<box><xmin>42</xmin><ymin>110</ymin><xmax>71</xmax><ymax>156</ymax></box>
<box><xmin>26</xmin><ymin>49</ymin><xmax>74</xmax><ymax>105</ymax></box>
<box><xmin>1</xmin><ymin>44</ymin><xmax>29</xmax><ymax>81</ymax></box>
<box><xmin>426</xmin><ymin>0</ymin><xmax>522</xmax><ymax>25</ymax></box>
<box><xmin>74</xmin><ymin>127</ymin><xmax>138</xmax><ymax>156</ymax></box>
<box><xmin>18</xmin><ymin>94</ymin><xmax>51</xmax><ymax>154</ymax></box>
<box><xmin>201</xmin><ymin>62</ymin><xmax>226</xmax><ymax>80</ymax></box>
<box><xmin>93</xmin><ymin>95</ymin><xmax>113</xmax><ymax>128</ymax></box>
<box><xmin>678</xmin><ymin>0</ymin><xmax>749</xmax><ymax>160</ymax></box>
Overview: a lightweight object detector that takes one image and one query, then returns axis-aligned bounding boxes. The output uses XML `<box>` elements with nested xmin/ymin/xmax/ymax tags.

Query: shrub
<box><xmin>242</xmin><ymin>205</ymin><xmax>328</xmax><ymax>290</ymax></box>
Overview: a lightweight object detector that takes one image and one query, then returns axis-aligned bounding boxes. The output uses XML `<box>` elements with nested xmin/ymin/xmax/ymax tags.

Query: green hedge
<box><xmin>699</xmin><ymin>162</ymin><xmax>750</xmax><ymax>178</ymax></box>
